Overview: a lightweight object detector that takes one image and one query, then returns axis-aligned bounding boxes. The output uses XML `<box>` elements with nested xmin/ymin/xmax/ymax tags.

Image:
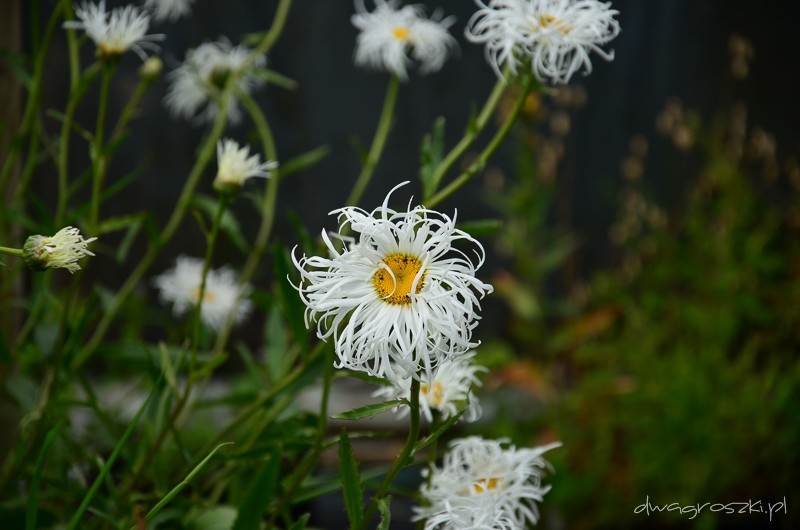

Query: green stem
<box><xmin>423</xmin><ymin>76</ymin><xmax>508</xmax><ymax>202</ymax></box>
<box><xmin>346</xmin><ymin>75</ymin><xmax>400</xmax><ymax>206</ymax></box>
<box><xmin>88</xmin><ymin>64</ymin><xmax>114</xmax><ymax>233</ymax></box>
<box><xmin>0</xmin><ymin>246</ymin><xmax>23</xmax><ymax>258</ymax></box>
<box><xmin>427</xmin><ymin>76</ymin><xmax>535</xmax><ymax>208</ymax></box>
<box><xmin>359</xmin><ymin>378</ymin><xmax>421</xmax><ymax>530</ymax></box>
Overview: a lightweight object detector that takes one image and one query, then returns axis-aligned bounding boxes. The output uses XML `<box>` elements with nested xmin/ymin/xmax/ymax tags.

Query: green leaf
<box><xmin>231</xmin><ymin>452</ymin><xmax>281</xmax><ymax>530</ymax></box>
<box><xmin>273</xmin><ymin>241</ymin><xmax>308</xmax><ymax>347</ymax></box>
<box><xmin>420</xmin><ymin>116</ymin><xmax>446</xmax><ymax>198</ymax></box>
<box><xmin>376</xmin><ymin>496</ymin><xmax>391</xmax><ymax>530</ymax></box>
<box><xmin>338</xmin><ymin>430</ymin><xmax>363</xmax><ymax>529</ymax></box>
<box><xmin>456</xmin><ymin>219</ymin><xmax>503</xmax><ymax>238</ymax></box>
<box><xmin>185</xmin><ymin>506</ymin><xmax>237</xmax><ymax>530</ymax></box>
<box><xmin>415</xmin><ymin>410</ymin><xmax>465</xmax><ymax>452</ymax></box>
<box><xmin>287</xmin><ymin>514</ymin><xmax>310</xmax><ymax>530</ymax></box>
<box><xmin>277</xmin><ymin>145</ymin><xmax>330</xmax><ymax>180</ymax></box>
<box><xmin>332</xmin><ymin>399</ymin><xmax>406</xmax><ymax>421</ymax></box>
<box><xmin>191</xmin><ymin>194</ymin><xmax>248</xmax><ymax>253</ymax></box>
<box><xmin>251</xmin><ymin>67</ymin><xmax>298</xmax><ymax>90</ymax></box>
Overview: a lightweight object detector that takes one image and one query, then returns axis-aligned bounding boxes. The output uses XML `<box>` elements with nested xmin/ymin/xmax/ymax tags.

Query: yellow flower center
<box><xmin>539</xmin><ymin>14</ymin><xmax>571</xmax><ymax>33</ymax></box>
<box><xmin>192</xmin><ymin>287</ymin><xmax>216</xmax><ymax>304</ymax></box>
<box><xmin>372</xmin><ymin>253</ymin><xmax>425</xmax><ymax>305</ymax></box>
<box><xmin>392</xmin><ymin>26</ymin><xmax>410</xmax><ymax>41</ymax></box>
<box><xmin>420</xmin><ymin>381</ymin><xmax>444</xmax><ymax>407</ymax></box>
<box><xmin>472</xmin><ymin>477</ymin><xmax>500</xmax><ymax>494</ymax></box>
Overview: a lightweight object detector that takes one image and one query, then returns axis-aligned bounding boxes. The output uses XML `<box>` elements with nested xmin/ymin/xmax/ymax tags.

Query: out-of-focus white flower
<box><xmin>416</xmin><ymin>437</ymin><xmax>561</xmax><ymax>530</ymax></box>
<box><xmin>164</xmin><ymin>40</ymin><xmax>266</xmax><ymax>125</ymax></box>
<box><xmin>292</xmin><ymin>182</ymin><xmax>493</xmax><ymax>384</ymax></box>
<box><xmin>374</xmin><ymin>353</ymin><xmax>486</xmax><ymax>422</ymax></box>
<box><xmin>352</xmin><ymin>0</ymin><xmax>457</xmax><ymax>80</ymax></box>
<box><xmin>213</xmin><ymin>138</ymin><xmax>277</xmax><ymax>193</ymax></box>
<box><xmin>153</xmin><ymin>256</ymin><xmax>252</xmax><ymax>330</ymax></box>
<box><xmin>64</xmin><ymin>1</ymin><xmax>163</xmax><ymax>60</ymax></box>
<box><xmin>23</xmin><ymin>226</ymin><xmax>97</xmax><ymax>274</ymax></box>
<box><xmin>144</xmin><ymin>0</ymin><xmax>195</xmax><ymax>23</ymax></box>
<box><xmin>465</xmin><ymin>0</ymin><xmax>620</xmax><ymax>84</ymax></box>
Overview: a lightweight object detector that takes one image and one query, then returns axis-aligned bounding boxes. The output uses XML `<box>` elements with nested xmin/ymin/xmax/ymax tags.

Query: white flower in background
<box><xmin>374</xmin><ymin>353</ymin><xmax>487</xmax><ymax>422</ymax></box>
<box><xmin>465</xmin><ymin>0</ymin><xmax>620</xmax><ymax>84</ymax></box>
<box><xmin>23</xmin><ymin>227</ymin><xmax>97</xmax><ymax>274</ymax></box>
<box><xmin>293</xmin><ymin>182</ymin><xmax>493</xmax><ymax>384</ymax></box>
<box><xmin>153</xmin><ymin>256</ymin><xmax>252</xmax><ymax>330</ymax></box>
<box><xmin>416</xmin><ymin>437</ymin><xmax>561</xmax><ymax>530</ymax></box>
<box><xmin>213</xmin><ymin>138</ymin><xmax>277</xmax><ymax>193</ymax></box>
<box><xmin>352</xmin><ymin>0</ymin><xmax>458</xmax><ymax>80</ymax></box>
<box><xmin>64</xmin><ymin>1</ymin><xmax>163</xmax><ymax>60</ymax></box>
<box><xmin>164</xmin><ymin>40</ymin><xmax>266</xmax><ymax>125</ymax></box>
<box><xmin>144</xmin><ymin>0</ymin><xmax>195</xmax><ymax>22</ymax></box>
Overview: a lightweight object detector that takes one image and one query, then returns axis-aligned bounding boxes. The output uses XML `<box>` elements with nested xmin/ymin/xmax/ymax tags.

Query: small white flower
<box><xmin>465</xmin><ymin>0</ymin><xmax>620</xmax><ymax>84</ymax></box>
<box><xmin>64</xmin><ymin>1</ymin><xmax>163</xmax><ymax>60</ymax></box>
<box><xmin>144</xmin><ymin>0</ymin><xmax>195</xmax><ymax>23</ymax></box>
<box><xmin>416</xmin><ymin>437</ymin><xmax>561</xmax><ymax>530</ymax></box>
<box><xmin>374</xmin><ymin>353</ymin><xmax>487</xmax><ymax>422</ymax></box>
<box><xmin>164</xmin><ymin>40</ymin><xmax>266</xmax><ymax>125</ymax></box>
<box><xmin>213</xmin><ymin>138</ymin><xmax>277</xmax><ymax>192</ymax></box>
<box><xmin>23</xmin><ymin>226</ymin><xmax>97</xmax><ymax>274</ymax></box>
<box><xmin>352</xmin><ymin>0</ymin><xmax>458</xmax><ymax>80</ymax></box>
<box><xmin>153</xmin><ymin>256</ymin><xmax>252</xmax><ymax>330</ymax></box>
<box><xmin>292</xmin><ymin>182</ymin><xmax>493</xmax><ymax>384</ymax></box>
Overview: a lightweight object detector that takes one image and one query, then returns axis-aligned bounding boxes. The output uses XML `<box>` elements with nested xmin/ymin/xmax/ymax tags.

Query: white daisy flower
<box><xmin>292</xmin><ymin>182</ymin><xmax>493</xmax><ymax>384</ymax></box>
<box><xmin>352</xmin><ymin>0</ymin><xmax>458</xmax><ymax>80</ymax></box>
<box><xmin>153</xmin><ymin>256</ymin><xmax>252</xmax><ymax>331</ymax></box>
<box><xmin>374</xmin><ymin>352</ymin><xmax>487</xmax><ymax>422</ymax></box>
<box><xmin>213</xmin><ymin>138</ymin><xmax>277</xmax><ymax>193</ymax></box>
<box><xmin>164</xmin><ymin>40</ymin><xmax>266</xmax><ymax>125</ymax></box>
<box><xmin>416</xmin><ymin>437</ymin><xmax>561</xmax><ymax>530</ymax></box>
<box><xmin>144</xmin><ymin>0</ymin><xmax>195</xmax><ymax>23</ymax></box>
<box><xmin>23</xmin><ymin>226</ymin><xmax>97</xmax><ymax>274</ymax></box>
<box><xmin>63</xmin><ymin>1</ymin><xmax>163</xmax><ymax>60</ymax></box>
<box><xmin>465</xmin><ymin>0</ymin><xmax>621</xmax><ymax>84</ymax></box>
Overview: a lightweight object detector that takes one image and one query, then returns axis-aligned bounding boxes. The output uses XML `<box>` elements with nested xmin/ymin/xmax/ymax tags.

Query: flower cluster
<box><xmin>153</xmin><ymin>256</ymin><xmax>253</xmax><ymax>331</ymax></box>
<box><xmin>466</xmin><ymin>0</ymin><xmax>621</xmax><ymax>84</ymax></box>
<box><xmin>22</xmin><ymin>227</ymin><xmax>97</xmax><ymax>274</ymax></box>
<box><xmin>293</xmin><ymin>183</ymin><xmax>492</xmax><ymax>384</ymax></box>
<box><xmin>164</xmin><ymin>40</ymin><xmax>267</xmax><ymax>125</ymax></box>
<box><xmin>352</xmin><ymin>0</ymin><xmax>458</xmax><ymax>80</ymax></box>
<box><xmin>416</xmin><ymin>437</ymin><xmax>561</xmax><ymax>530</ymax></box>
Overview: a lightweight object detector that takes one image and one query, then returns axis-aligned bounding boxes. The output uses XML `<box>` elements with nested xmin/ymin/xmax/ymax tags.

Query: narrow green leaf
<box><xmin>277</xmin><ymin>145</ymin><xmax>330</xmax><ymax>180</ymax></box>
<box><xmin>414</xmin><ymin>410</ymin><xmax>464</xmax><ymax>452</ymax></box>
<box><xmin>287</xmin><ymin>513</ymin><xmax>310</xmax><ymax>530</ymax></box>
<box><xmin>456</xmin><ymin>219</ymin><xmax>503</xmax><ymax>238</ymax></box>
<box><xmin>376</xmin><ymin>496</ymin><xmax>391</xmax><ymax>530</ymax></box>
<box><xmin>192</xmin><ymin>194</ymin><xmax>248</xmax><ymax>253</ymax></box>
<box><xmin>26</xmin><ymin>425</ymin><xmax>61</xmax><ymax>530</ymax></box>
<box><xmin>273</xmin><ymin>241</ymin><xmax>308</xmax><ymax>347</ymax></box>
<box><xmin>251</xmin><ymin>67</ymin><xmax>298</xmax><ymax>90</ymax></box>
<box><xmin>231</xmin><ymin>452</ymin><xmax>281</xmax><ymax>530</ymax></box>
<box><xmin>265</xmin><ymin>307</ymin><xmax>290</xmax><ymax>381</ymax></box>
<box><xmin>420</xmin><ymin>116</ymin><xmax>446</xmax><ymax>198</ymax></box>
<box><xmin>332</xmin><ymin>399</ymin><xmax>406</xmax><ymax>421</ymax></box>
<box><xmin>338</xmin><ymin>430</ymin><xmax>364</xmax><ymax>529</ymax></box>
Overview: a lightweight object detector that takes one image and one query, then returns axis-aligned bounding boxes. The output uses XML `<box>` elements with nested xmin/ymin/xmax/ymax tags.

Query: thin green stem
<box><xmin>359</xmin><ymin>378</ymin><xmax>421</xmax><ymax>530</ymax></box>
<box><xmin>0</xmin><ymin>246</ymin><xmax>23</xmax><ymax>258</ymax></box>
<box><xmin>427</xmin><ymin>76</ymin><xmax>536</xmax><ymax>208</ymax></box>
<box><xmin>88</xmin><ymin>64</ymin><xmax>114</xmax><ymax>233</ymax></box>
<box><xmin>346</xmin><ymin>75</ymin><xmax>400</xmax><ymax>206</ymax></box>
<box><xmin>423</xmin><ymin>76</ymin><xmax>508</xmax><ymax>201</ymax></box>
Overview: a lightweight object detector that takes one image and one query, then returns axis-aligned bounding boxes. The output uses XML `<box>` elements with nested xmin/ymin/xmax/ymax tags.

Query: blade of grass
<box><xmin>26</xmin><ymin>424</ymin><xmax>61</xmax><ymax>530</ymax></box>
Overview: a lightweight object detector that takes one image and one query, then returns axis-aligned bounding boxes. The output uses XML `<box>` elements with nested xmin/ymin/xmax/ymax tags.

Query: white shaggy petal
<box><xmin>64</xmin><ymin>1</ymin><xmax>163</xmax><ymax>60</ymax></box>
<box><xmin>144</xmin><ymin>0</ymin><xmax>195</xmax><ymax>22</ymax></box>
<box><xmin>214</xmin><ymin>138</ymin><xmax>277</xmax><ymax>189</ymax></box>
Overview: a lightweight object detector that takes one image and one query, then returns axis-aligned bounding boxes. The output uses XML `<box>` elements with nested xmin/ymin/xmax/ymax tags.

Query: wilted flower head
<box><xmin>64</xmin><ymin>1</ymin><xmax>163</xmax><ymax>60</ymax></box>
<box><xmin>292</xmin><ymin>182</ymin><xmax>493</xmax><ymax>385</ymax></box>
<box><xmin>23</xmin><ymin>226</ymin><xmax>97</xmax><ymax>274</ymax></box>
<box><xmin>374</xmin><ymin>353</ymin><xmax>487</xmax><ymax>422</ymax></box>
<box><xmin>416</xmin><ymin>437</ymin><xmax>561</xmax><ymax>530</ymax></box>
<box><xmin>153</xmin><ymin>256</ymin><xmax>252</xmax><ymax>330</ymax></box>
<box><xmin>213</xmin><ymin>139</ymin><xmax>277</xmax><ymax>193</ymax></box>
<box><xmin>352</xmin><ymin>0</ymin><xmax>458</xmax><ymax>80</ymax></box>
<box><xmin>466</xmin><ymin>0</ymin><xmax>620</xmax><ymax>84</ymax></box>
<box><xmin>164</xmin><ymin>39</ymin><xmax>266</xmax><ymax>125</ymax></box>
<box><xmin>144</xmin><ymin>0</ymin><xmax>195</xmax><ymax>23</ymax></box>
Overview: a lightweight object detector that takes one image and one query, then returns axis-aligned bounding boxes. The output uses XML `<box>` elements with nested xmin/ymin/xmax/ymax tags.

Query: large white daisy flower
<box><xmin>213</xmin><ymin>138</ymin><xmax>277</xmax><ymax>193</ymax></box>
<box><xmin>153</xmin><ymin>256</ymin><xmax>252</xmax><ymax>331</ymax></box>
<box><xmin>416</xmin><ymin>437</ymin><xmax>561</xmax><ymax>530</ymax></box>
<box><xmin>164</xmin><ymin>40</ymin><xmax>266</xmax><ymax>125</ymax></box>
<box><xmin>23</xmin><ymin>226</ymin><xmax>97</xmax><ymax>274</ymax></box>
<box><xmin>144</xmin><ymin>0</ymin><xmax>195</xmax><ymax>23</ymax></box>
<box><xmin>63</xmin><ymin>1</ymin><xmax>163</xmax><ymax>60</ymax></box>
<box><xmin>374</xmin><ymin>352</ymin><xmax>487</xmax><ymax>422</ymax></box>
<box><xmin>465</xmin><ymin>0</ymin><xmax>620</xmax><ymax>84</ymax></box>
<box><xmin>292</xmin><ymin>182</ymin><xmax>493</xmax><ymax>384</ymax></box>
<box><xmin>352</xmin><ymin>0</ymin><xmax>458</xmax><ymax>80</ymax></box>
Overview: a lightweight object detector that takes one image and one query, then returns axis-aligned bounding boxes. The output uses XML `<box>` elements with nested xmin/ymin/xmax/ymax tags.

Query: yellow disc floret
<box><xmin>372</xmin><ymin>253</ymin><xmax>425</xmax><ymax>305</ymax></box>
